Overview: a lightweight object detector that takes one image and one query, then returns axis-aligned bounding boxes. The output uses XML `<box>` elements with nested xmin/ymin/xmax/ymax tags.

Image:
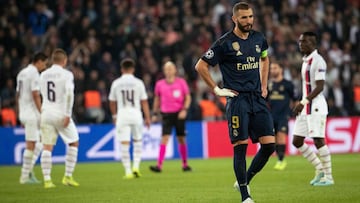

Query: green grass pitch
<box><xmin>0</xmin><ymin>154</ymin><xmax>359</xmax><ymax>203</ymax></box>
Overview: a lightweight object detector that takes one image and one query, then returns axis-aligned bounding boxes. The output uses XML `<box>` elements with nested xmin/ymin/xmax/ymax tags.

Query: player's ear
<box><xmin>231</xmin><ymin>15</ymin><xmax>236</xmax><ymax>24</ymax></box>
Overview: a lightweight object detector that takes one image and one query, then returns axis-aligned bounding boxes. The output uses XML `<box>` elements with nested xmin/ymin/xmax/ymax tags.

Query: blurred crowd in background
<box><xmin>0</xmin><ymin>0</ymin><xmax>359</xmax><ymax>126</ymax></box>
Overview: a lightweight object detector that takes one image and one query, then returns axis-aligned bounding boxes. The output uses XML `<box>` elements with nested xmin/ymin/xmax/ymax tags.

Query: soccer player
<box><xmin>268</xmin><ymin>61</ymin><xmax>295</xmax><ymax>170</ymax></box>
<box><xmin>39</xmin><ymin>48</ymin><xmax>79</xmax><ymax>188</ymax></box>
<box><xmin>195</xmin><ymin>2</ymin><xmax>275</xmax><ymax>203</ymax></box>
<box><xmin>17</xmin><ymin>52</ymin><xmax>48</xmax><ymax>184</ymax></box>
<box><xmin>108</xmin><ymin>58</ymin><xmax>151</xmax><ymax>179</ymax></box>
<box><xmin>292</xmin><ymin>31</ymin><xmax>334</xmax><ymax>186</ymax></box>
<box><xmin>149</xmin><ymin>61</ymin><xmax>192</xmax><ymax>173</ymax></box>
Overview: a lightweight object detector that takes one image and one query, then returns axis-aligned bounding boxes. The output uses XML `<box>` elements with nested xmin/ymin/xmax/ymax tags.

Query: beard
<box><xmin>237</xmin><ymin>21</ymin><xmax>252</xmax><ymax>33</ymax></box>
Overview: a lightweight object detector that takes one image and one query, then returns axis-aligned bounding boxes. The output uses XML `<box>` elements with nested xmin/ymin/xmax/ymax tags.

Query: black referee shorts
<box><xmin>161</xmin><ymin>112</ymin><xmax>186</xmax><ymax>136</ymax></box>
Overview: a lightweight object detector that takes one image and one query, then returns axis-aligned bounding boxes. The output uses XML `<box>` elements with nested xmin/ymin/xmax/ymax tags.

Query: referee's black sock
<box><xmin>233</xmin><ymin>144</ymin><xmax>250</xmax><ymax>201</ymax></box>
<box><xmin>276</xmin><ymin>144</ymin><xmax>286</xmax><ymax>161</ymax></box>
<box><xmin>247</xmin><ymin>143</ymin><xmax>275</xmax><ymax>184</ymax></box>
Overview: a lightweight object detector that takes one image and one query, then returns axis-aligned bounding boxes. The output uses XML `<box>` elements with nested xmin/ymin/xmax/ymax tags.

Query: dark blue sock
<box><xmin>276</xmin><ymin>144</ymin><xmax>286</xmax><ymax>161</ymax></box>
<box><xmin>247</xmin><ymin>143</ymin><xmax>275</xmax><ymax>184</ymax></box>
<box><xmin>233</xmin><ymin>144</ymin><xmax>250</xmax><ymax>201</ymax></box>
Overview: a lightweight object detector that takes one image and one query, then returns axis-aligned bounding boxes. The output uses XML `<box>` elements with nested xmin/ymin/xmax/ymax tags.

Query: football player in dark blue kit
<box><xmin>268</xmin><ymin>61</ymin><xmax>295</xmax><ymax>170</ymax></box>
<box><xmin>195</xmin><ymin>2</ymin><xmax>275</xmax><ymax>203</ymax></box>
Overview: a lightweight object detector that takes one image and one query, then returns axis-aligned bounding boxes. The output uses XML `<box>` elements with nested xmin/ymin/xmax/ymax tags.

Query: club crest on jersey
<box><xmin>279</xmin><ymin>85</ymin><xmax>284</xmax><ymax>91</ymax></box>
<box><xmin>232</xmin><ymin>42</ymin><xmax>242</xmax><ymax>56</ymax></box>
<box><xmin>255</xmin><ymin>45</ymin><xmax>261</xmax><ymax>53</ymax></box>
<box><xmin>205</xmin><ymin>49</ymin><xmax>214</xmax><ymax>59</ymax></box>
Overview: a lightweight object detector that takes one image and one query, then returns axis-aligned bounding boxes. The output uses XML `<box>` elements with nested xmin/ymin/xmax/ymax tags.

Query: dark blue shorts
<box><xmin>273</xmin><ymin>116</ymin><xmax>289</xmax><ymax>134</ymax></box>
<box><xmin>225</xmin><ymin>92</ymin><xmax>274</xmax><ymax>144</ymax></box>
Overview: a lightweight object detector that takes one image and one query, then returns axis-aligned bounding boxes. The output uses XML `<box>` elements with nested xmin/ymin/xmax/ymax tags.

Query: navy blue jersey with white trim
<box><xmin>201</xmin><ymin>30</ymin><xmax>268</xmax><ymax>92</ymax></box>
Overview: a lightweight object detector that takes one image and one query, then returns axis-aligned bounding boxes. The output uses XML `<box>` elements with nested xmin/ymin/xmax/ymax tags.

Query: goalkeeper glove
<box><xmin>213</xmin><ymin>86</ymin><xmax>237</xmax><ymax>97</ymax></box>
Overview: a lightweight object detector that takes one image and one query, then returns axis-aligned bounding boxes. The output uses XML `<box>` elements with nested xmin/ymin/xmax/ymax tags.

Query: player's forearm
<box><xmin>141</xmin><ymin>100</ymin><xmax>151</xmax><ymax>121</ymax></box>
<box><xmin>260</xmin><ymin>56</ymin><xmax>269</xmax><ymax>88</ymax></box>
<box><xmin>195</xmin><ymin>59</ymin><xmax>217</xmax><ymax>89</ymax></box>
<box><xmin>15</xmin><ymin>92</ymin><xmax>19</xmax><ymax>117</ymax></box>
<box><xmin>109</xmin><ymin>101</ymin><xmax>117</xmax><ymax>116</ymax></box>
<box><xmin>183</xmin><ymin>94</ymin><xmax>191</xmax><ymax>110</ymax></box>
<box><xmin>32</xmin><ymin>91</ymin><xmax>41</xmax><ymax>112</ymax></box>
<box><xmin>305</xmin><ymin>80</ymin><xmax>325</xmax><ymax>101</ymax></box>
<box><xmin>152</xmin><ymin>96</ymin><xmax>160</xmax><ymax>113</ymax></box>
<box><xmin>65</xmin><ymin>91</ymin><xmax>74</xmax><ymax>116</ymax></box>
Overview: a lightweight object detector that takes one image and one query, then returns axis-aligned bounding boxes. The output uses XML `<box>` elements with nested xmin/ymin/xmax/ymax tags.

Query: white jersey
<box><xmin>16</xmin><ymin>64</ymin><xmax>40</xmax><ymax>121</ymax></box>
<box><xmin>108</xmin><ymin>74</ymin><xmax>148</xmax><ymax>124</ymax></box>
<box><xmin>301</xmin><ymin>49</ymin><xmax>328</xmax><ymax>115</ymax></box>
<box><xmin>40</xmin><ymin>64</ymin><xmax>74</xmax><ymax>116</ymax></box>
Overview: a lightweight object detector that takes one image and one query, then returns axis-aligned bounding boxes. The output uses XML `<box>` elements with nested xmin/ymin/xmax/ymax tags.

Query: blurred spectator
<box><xmin>28</xmin><ymin>0</ymin><xmax>50</xmax><ymax>36</ymax></box>
<box><xmin>352</xmin><ymin>73</ymin><xmax>360</xmax><ymax>115</ymax></box>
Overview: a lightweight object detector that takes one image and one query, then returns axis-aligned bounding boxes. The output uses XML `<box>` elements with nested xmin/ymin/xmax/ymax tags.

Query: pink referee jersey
<box><xmin>301</xmin><ymin>49</ymin><xmax>328</xmax><ymax>115</ymax></box>
<box><xmin>155</xmin><ymin>77</ymin><xmax>190</xmax><ymax>113</ymax></box>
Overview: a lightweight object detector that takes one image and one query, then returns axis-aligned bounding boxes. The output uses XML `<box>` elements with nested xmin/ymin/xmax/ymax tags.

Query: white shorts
<box><xmin>40</xmin><ymin>112</ymin><xmax>79</xmax><ymax>145</ymax></box>
<box><xmin>115</xmin><ymin>123</ymin><xmax>143</xmax><ymax>142</ymax></box>
<box><xmin>24</xmin><ymin>120</ymin><xmax>40</xmax><ymax>142</ymax></box>
<box><xmin>293</xmin><ymin>114</ymin><xmax>327</xmax><ymax>138</ymax></box>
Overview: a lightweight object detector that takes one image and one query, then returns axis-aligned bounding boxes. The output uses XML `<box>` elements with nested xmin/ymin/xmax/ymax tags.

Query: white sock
<box><xmin>21</xmin><ymin>149</ymin><xmax>33</xmax><ymax>180</ymax></box>
<box><xmin>31</xmin><ymin>142</ymin><xmax>43</xmax><ymax>171</ymax></box>
<box><xmin>298</xmin><ymin>143</ymin><xmax>323</xmax><ymax>171</ymax></box>
<box><xmin>41</xmin><ymin>150</ymin><xmax>52</xmax><ymax>181</ymax></box>
<box><xmin>318</xmin><ymin>145</ymin><xmax>333</xmax><ymax>180</ymax></box>
<box><xmin>120</xmin><ymin>143</ymin><xmax>131</xmax><ymax>175</ymax></box>
<box><xmin>65</xmin><ymin>146</ymin><xmax>78</xmax><ymax>177</ymax></box>
<box><xmin>132</xmin><ymin>140</ymin><xmax>142</xmax><ymax>170</ymax></box>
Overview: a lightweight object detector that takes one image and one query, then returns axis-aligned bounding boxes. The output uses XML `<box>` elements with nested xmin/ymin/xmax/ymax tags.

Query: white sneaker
<box><xmin>310</xmin><ymin>170</ymin><xmax>324</xmax><ymax>185</ymax></box>
<box><xmin>233</xmin><ymin>181</ymin><xmax>251</xmax><ymax>195</ymax></box>
<box><xmin>313</xmin><ymin>177</ymin><xmax>334</xmax><ymax>186</ymax></box>
<box><xmin>242</xmin><ymin>197</ymin><xmax>255</xmax><ymax>203</ymax></box>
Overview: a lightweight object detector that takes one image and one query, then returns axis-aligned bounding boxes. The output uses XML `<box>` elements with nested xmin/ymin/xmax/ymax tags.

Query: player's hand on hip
<box><xmin>63</xmin><ymin>116</ymin><xmax>70</xmax><ymax>127</ymax></box>
<box><xmin>213</xmin><ymin>86</ymin><xmax>238</xmax><ymax>97</ymax></box>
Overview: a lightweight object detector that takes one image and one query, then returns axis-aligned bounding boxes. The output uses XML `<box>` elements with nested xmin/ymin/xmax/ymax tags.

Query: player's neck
<box><xmin>274</xmin><ymin>75</ymin><xmax>283</xmax><ymax>82</ymax></box>
<box><xmin>165</xmin><ymin>76</ymin><xmax>175</xmax><ymax>83</ymax></box>
<box><xmin>233</xmin><ymin>29</ymin><xmax>249</xmax><ymax>40</ymax></box>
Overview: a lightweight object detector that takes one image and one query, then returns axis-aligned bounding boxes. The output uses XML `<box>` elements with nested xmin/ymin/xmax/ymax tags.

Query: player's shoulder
<box><xmin>282</xmin><ymin>79</ymin><xmax>294</xmax><ymax>87</ymax></box>
<box><xmin>111</xmin><ymin>77</ymin><xmax>123</xmax><ymax>86</ymax></box>
<box><xmin>176</xmin><ymin>77</ymin><xmax>187</xmax><ymax>83</ymax></box>
<box><xmin>134</xmin><ymin>76</ymin><xmax>145</xmax><ymax>85</ymax></box>
<box><xmin>216</xmin><ymin>31</ymin><xmax>234</xmax><ymax>46</ymax></box>
<box><xmin>249</xmin><ymin>30</ymin><xmax>266</xmax><ymax>40</ymax></box>
<box><xmin>155</xmin><ymin>78</ymin><xmax>166</xmax><ymax>85</ymax></box>
<box><xmin>312</xmin><ymin>51</ymin><xmax>327</xmax><ymax>66</ymax></box>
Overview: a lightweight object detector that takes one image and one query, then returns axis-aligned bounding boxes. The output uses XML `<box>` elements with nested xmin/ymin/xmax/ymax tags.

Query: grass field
<box><xmin>0</xmin><ymin>154</ymin><xmax>359</xmax><ymax>203</ymax></box>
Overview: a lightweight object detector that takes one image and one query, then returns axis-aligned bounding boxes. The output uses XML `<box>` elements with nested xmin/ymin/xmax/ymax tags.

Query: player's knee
<box><xmin>313</xmin><ymin>138</ymin><xmax>325</xmax><ymax>149</ymax></box>
<box><xmin>260</xmin><ymin>143</ymin><xmax>275</xmax><ymax>156</ymax></box>
<box><xmin>292</xmin><ymin>137</ymin><xmax>303</xmax><ymax>148</ymax></box>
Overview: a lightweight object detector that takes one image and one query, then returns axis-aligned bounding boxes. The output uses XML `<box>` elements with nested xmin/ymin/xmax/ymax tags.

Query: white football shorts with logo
<box><xmin>293</xmin><ymin>114</ymin><xmax>327</xmax><ymax>138</ymax></box>
<box><xmin>40</xmin><ymin>111</ymin><xmax>79</xmax><ymax>145</ymax></box>
<box><xmin>115</xmin><ymin>109</ymin><xmax>143</xmax><ymax>142</ymax></box>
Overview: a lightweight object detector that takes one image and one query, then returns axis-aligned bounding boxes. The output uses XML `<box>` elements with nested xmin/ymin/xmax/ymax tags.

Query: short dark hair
<box><xmin>120</xmin><ymin>58</ymin><xmax>135</xmax><ymax>70</ymax></box>
<box><xmin>233</xmin><ymin>2</ymin><xmax>250</xmax><ymax>14</ymax></box>
<box><xmin>32</xmin><ymin>52</ymin><xmax>48</xmax><ymax>63</ymax></box>
<box><xmin>302</xmin><ymin>31</ymin><xmax>318</xmax><ymax>44</ymax></box>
